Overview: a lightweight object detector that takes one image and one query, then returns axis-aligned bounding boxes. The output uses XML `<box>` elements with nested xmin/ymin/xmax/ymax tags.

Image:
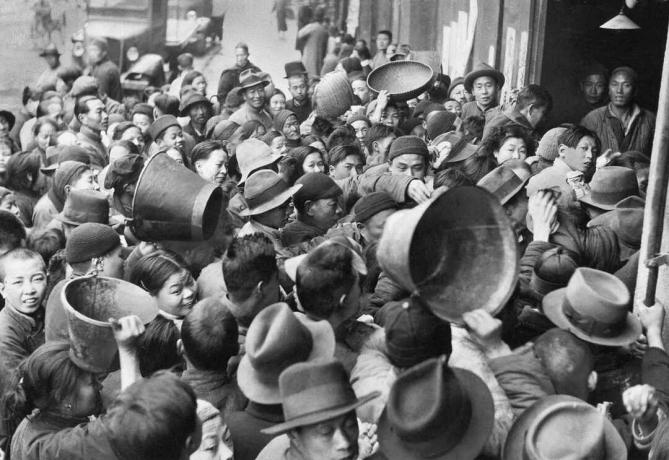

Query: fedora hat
<box><xmin>236</xmin><ymin>138</ymin><xmax>283</xmax><ymax>184</ymax></box>
<box><xmin>284</xmin><ymin>61</ymin><xmax>308</xmax><ymax>79</ymax></box>
<box><xmin>237</xmin><ymin>303</ymin><xmax>335</xmax><ymax>404</ymax></box>
<box><xmin>284</xmin><ymin>235</ymin><xmax>368</xmax><ymax>282</ymax></box>
<box><xmin>543</xmin><ymin>267</ymin><xmax>641</xmax><ymax>346</ymax></box>
<box><xmin>179</xmin><ymin>91</ymin><xmax>212</xmax><ymax>116</ymax></box>
<box><xmin>503</xmin><ymin>395</ymin><xmax>626</xmax><ymax>460</ymax></box>
<box><xmin>56</xmin><ymin>189</ymin><xmax>110</xmax><ymax>226</ymax></box>
<box><xmin>261</xmin><ymin>359</ymin><xmax>380</xmax><ymax>435</ymax></box>
<box><xmin>588</xmin><ymin>195</ymin><xmax>645</xmax><ymax>249</ymax></box>
<box><xmin>239</xmin><ymin>170</ymin><xmax>301</xmax><ymax>217</ymax></box>
<box><xmin>579</xmin><ymin>166</ymin><xmax>639</xmax><ymax>211</ymax></box>
<box><xmin>40</xmin><ymin>43</ymin><xmax>61</xmax><ymax>57</ymax></box>
<box><xmin>430</xmin><ymin>131</ymin><xmax>478</xmax><ymax>164</ymax></box>
<box><xmin>477</xmin><ymin>162</ymin><xmax>532</xmax><ymax>205</ymax></box>
<box><xmin>239</xmin><ymin>69</ymin><xmax>270</xmax><ymax>91</ymax></box>
<box><xmin>378</xmin><ymin>356</ymin><xmax>493</xmax><ymax>460</ymax></box>
<box><xmin>464</xmin><ymin>63</ymin><xmax>505</xmax><ymax>93</ymax></box>
<box><xmin>377</xmin><ymin>186</ymin><xmax>518</xmax><ymax>324</ymax></box>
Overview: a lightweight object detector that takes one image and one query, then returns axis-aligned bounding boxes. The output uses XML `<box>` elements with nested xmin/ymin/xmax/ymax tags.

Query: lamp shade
<box><xmin>600</xmin><ymin>10</ymin><xmax>640</xmax><ymax>30</ymax></box>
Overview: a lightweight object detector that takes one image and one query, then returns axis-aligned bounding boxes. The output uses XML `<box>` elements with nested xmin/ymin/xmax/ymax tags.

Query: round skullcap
<box><xmin>537</xmin><ymin>127</ymin><xmax>568</xmax><ymax>161</ymax></box>
<box><xmin>148</xmin><ymin>115</ymin><xmax>180</xmax><ymax>141</ymax></box>
<box><xmin>293</xmin><ymin>173</ymin><xmax>342</xmax><ymax>211</ymax></box>
<box><xmin>388</xmin><ymin>135</ymin><xmax>429</xmax><ymax>162</ymax></box>
<box><xmin>66</xmin><ymin>223</ymin><xmax>120</xmax><ymax>264</ymax></box>
<box><xmin>353</xmin><ymin>192</ymin><xmax>397</xmax><ymax>223</ymax></box>
<box><xmin>273</xmin><ymin>110</ymin><xmax>296</xmax><ymax>132</ymax></box>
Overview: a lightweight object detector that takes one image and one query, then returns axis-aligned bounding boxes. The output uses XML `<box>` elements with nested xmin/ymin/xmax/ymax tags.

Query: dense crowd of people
<box><xmin>0</xmin><ymin>3</ymin><xmax>667</xmax><ymax>459</ymax></box>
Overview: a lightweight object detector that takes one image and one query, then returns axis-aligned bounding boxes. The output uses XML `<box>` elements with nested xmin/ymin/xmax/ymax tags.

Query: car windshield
<box><xmin>89</xmin><ymin>0</ymin><xmax>148</xmax><ymax>11</ymax></box>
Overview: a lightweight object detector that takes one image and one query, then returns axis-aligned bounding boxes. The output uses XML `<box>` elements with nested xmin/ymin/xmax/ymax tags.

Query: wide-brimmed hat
<box><xmin>56</xmin><ymin>189</ymin><xmax>110</xmax><ymax>226</ymax></box>
<box><xmin>41</xmin><ymin>145</ymin><xmax>91</xmax><ymax>174</ymax></box>
<box><xmin>261</xmin><ymin>359</ymin><xmax>380</xmax><ymax>435</ymax></box>
<box><xmin>378</xmin><ymin>356</ymin><xmax>493</xmax><ymax>460</ymax></box>
<box><xmin>237</xmin><ymin>303</ymin><xmax>335</xmax><ymax>404</ymax></box>
<box><xmin>477</xmin><ymin>161</ymin><xmax>532</xmax><ymax>205</ymax></box>
<box><xmin>578</xmin><ymin>166</ymin><xmax>639</xmax><ymax>211</ymax></box>
<box><xmin>239</xmin><ymin>170</ymin><xmax>301</xmax><ymax>217</ymax></box>
<box><xmin>179</xmin><ymin>91</ymin><xmax>212</xmax><ymax>117</ymax></box>
<box><xmin>284</xmin><ymin>61</ymin><xmax>308</xmax><ymax>79</ymax></box>
<box><xmin>284</xmin><ymin>235</ymin><xmax>367</xmax><ymax>282</ymax></box>
<box><xmin>236</xmin><ymin>138</ymin><xmax>283</xmax><ymax>184</ymax></box>
<box><xmin>503</xmin><ymin>395</ymin><xmax>626</xmax><ymax>460</ymax></box>
<box><xmin>430</xmin><ymin>131</ymin><xmax>478</xmax><ymax>164</ymax></box>
<box><xmin>239</xmin><ymin>69</ymin><xmax>270</xmax><ymax>91</ymax></box>
<box><xmin>39</xmin><ymin>43</ymin><xmax>61</xmax><ymax>57</ymax></box>
<box><xmin>588</xmin><ymin>195</ymin><xmax>645</xmax><ymax>249</ymax></box>
<box><xmin>464</xmin><ymin>63</ymin><xmax>505</xmax><ymax>93</ymax></box>
<box><xmin>447</xmin><ymin>76</ymin><xmax>465</xmax><ymax>96</ymax></box>
<box><xmin>543</xmin><ymin>267</ymin><xmax>641</xmax><ymax>346</ymax></box>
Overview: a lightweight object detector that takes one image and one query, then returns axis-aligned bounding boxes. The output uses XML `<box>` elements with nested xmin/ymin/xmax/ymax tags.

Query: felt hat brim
<box><xmin>238</xmin><ymin>152</ymin><xmax>283</xmax><ymax>185</ymax></box>
<box><xmin>464</xmin><ymin>68</ymin><xmax>505</xmax><ymax>93</ymax></box>
<box><xmin>238</xmin><ymin>184</ymin><xmax>301</xmax><ymax>217</ymax></box>
<box><xmin>502</xmin><ymin>395</ymin><xmax>627</xmax><ymax>460</ymax></box>
<box><xmin>240</xmin><ymin>80</ymin><xmax>271</xmax><ymax>91</ymax></box>
<box><xmin>261</xmin><ymin>391</ymin><xmax>380</xmax><ymax>435</ymax></box>
<box><xmin>377</xmin><ymin>367</ymin><xmax>494</xmax><ymax>460</ymax></box>
<box><xmin>542</xmin><ymin>288</ymin><xmax>642</xmax><ymax>346</ymax></box>
<box><xmin>578</xmin><ymin>193</ymin><xmax>618</xmax><ymax>211</ymax></box>
<box><xmin>237</xmin><ymin>313</ymin><xmax>336</xmax><ymax>404</ymax></box>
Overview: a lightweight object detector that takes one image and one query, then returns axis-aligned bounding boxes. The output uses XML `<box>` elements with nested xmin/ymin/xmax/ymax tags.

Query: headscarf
<box><xmin>273</xmin><ymin>109</ymin><xmax>297</xmax><ymax>133</ymax></box>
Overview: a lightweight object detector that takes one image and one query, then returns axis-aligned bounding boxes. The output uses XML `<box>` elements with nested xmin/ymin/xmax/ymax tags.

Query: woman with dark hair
<box><xmin>287</xmin><ymin>145</ymin><xmax>326</xmax><ymax>181</ymax></box>
<box><xmin>1</xmin><ymin>316</ymin><xmax>143</xmax><ymax>459</ymax></box>
<box><xmin>5</xmin><ymin>151</ymin><xmax>43</xmax><ymax>226</ymax></box>
<box><xmin>190</xmin><ymin>140</ymin><xmax>228</xmax><ymax>186</ymax></box>
<box><xmin>180</xmin><ymin>71</ymin><xmax>207</xmax><ymax>96</ymax></box>
<box><xmin>267</xmin><ymin>89</ymin><xmax>287</xmax><ymax>118</ymax></box>
<box><xmin>479</xmin><ymin>125</ymin><xmax>535</xmax><ymax>165</ymax></box>
<box><xmin>129</xmin><ymin>250</ymin><xmax>196</xmax><ymax>376</ymax></box>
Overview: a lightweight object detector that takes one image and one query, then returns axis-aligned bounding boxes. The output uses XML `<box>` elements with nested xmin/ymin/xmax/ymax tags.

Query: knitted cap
<box><xmin>537</xmin><ymin>127</ymin><xmax>568</xmax><ymax>161</ymax></box>
<box><xmin>148</xmin><ymin>115</ymin><xmax>180</xmax><ymax>141</ymax></box>
<box><xmin>66</xmin><ymin>223</ymin><xmax>120</xmax><ymax>264</ymax></box>
<box><xmin>273</xmin><ymin>109</ymin><xmax>297</xmax><ymax>132</ymax></box>
<box><xmin>353</xmin><ymin>192</ymin><xmax>397</xmax><ymax>223</ymax></box>
<box><xmin>293</xmin><ymin>172</ymin><xmax>342</xmax><ymax>211</ymax></box>
<box><xmin>388</xmin><ymin>135</ymin><xmax>429</xmax><ymax>162</ymax></box>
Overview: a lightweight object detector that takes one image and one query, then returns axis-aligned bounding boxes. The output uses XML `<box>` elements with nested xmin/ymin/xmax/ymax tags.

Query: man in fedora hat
<box><xmin>503</xmin><ymin>394</ymin><xmax>627</xmax><ymax>460</ymax></box>
<box><xmin>32</xmin><ymin>158</ymin><xmax>97</xmax><ymax>231</ymax></box>
<box><xmin>238</xmin><ymin>170</ymin><xmax>302</xmax><ymax>249</ymax></box>
<box><xmin>377</xmin><ymin>356</ymin><xmax>494</xmax><ymax>460</ymax></box>
<box><xmin>85</xmin><ymin>36</ymin><xmax>122</xmax><ymax>102</ymax></box>
<box><xmin>285</xmin><ymin>61</ymin><xmax>312</xmax><ymax>124</ymax></box>
<box><xmin>578</xmin><ymin>166</ymin><xmax>640</xmax><ymax>220</ymax></box>
<box><xmin>217</xmin><ymin>42</ymin><xmax>262</xmax><ymax>104</ymax></box>
<box><xmin>587</xmin><ymin>195</ymin><xmax>644</xmax><ymax>263</ymax></box>
<box><xmin>45</xmin><ymin>223</ymin><xmax>124</xmax><ymax>342</ymax></box>
<box><xmin>180</xmin><ymin>90</ymin><xmax>213</xmax><ymax>144</ymax></box>
<box><xmin>229</xmin><ymin>302</ymin><xmax>335</xmax><ymax>460</ymax></box>
<box><xmin>228</xmin><ymin>70</ymin><xmax>273</xmax><ymax>130</ymax></box>
<box><xmin>582</xmin><ymin>66</ymin><xmax>655</xmax><ymax>157</ymax></box>
<box><xmin>460</xmin><ymin>62</ymin><xmax>505</xmax><ymax>124</ymax></box>
<box><xmin>36</xmin><ymin>43</ymin><xmax>63</xmax><ymax>91</ymax></box>
<box><xmin>257</xmin><ymin>359</ymin><xmax>379</xmax><ymax>460</ymax></box>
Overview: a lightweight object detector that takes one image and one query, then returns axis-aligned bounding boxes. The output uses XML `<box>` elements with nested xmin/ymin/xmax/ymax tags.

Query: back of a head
<box><xmin>154</xmin><ymin>94</ymin><xmax>180</xmax><ymax>117</ymax></box>
<box><xmin>106</xmin><ymin>372</ymin><xmax>197</xmax><ymax>460</ymax></box>
<box><xmin>296</xmin><ymin>244</ymin><xmax>355</xmax><ymax>319</ymax></box>
<box><xmin>222</xmin><ymin>234</ymin><xmax>277</xmax><ymax>301</ymax></box>
<box><xmin>517</xmin><ymin>84</ymin><xmax>553</xmax><ymax>112</ymax></box>
<box><xmin>181</xmin><ymin>298</ymin><xmax>239</xmax><ymax>372</ymax></box>
<box><xmin>0</xmin><ymin>210</ymin><xmax>26</xmax><ymax>255</ymax></box>
<box><xmin>534</xmin><ymin>328</ymin><xmax>594</xmax><ymax>400</ymax></box>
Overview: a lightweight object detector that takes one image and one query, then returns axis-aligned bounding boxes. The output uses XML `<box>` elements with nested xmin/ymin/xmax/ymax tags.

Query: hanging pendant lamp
<box><xmin>600</xmin><ymin>2</ymin><xmax>640</xmax><ymax>30</ymax></box>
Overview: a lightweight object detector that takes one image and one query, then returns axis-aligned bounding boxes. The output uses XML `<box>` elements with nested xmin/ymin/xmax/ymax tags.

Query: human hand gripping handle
<box><xmin>407</xmin><ymin>179</ymin><xmax>431</xmax><ymax>204</ymax></box>
<box><xmin>637</xmin><ymin>300</ymin><xmax>666</xmax><ymax>351</ymax></box>
<box><xmin>624</xmin><ymin>384</ymin><xmax>660</xmax><ymax>436</ymax></box>
<box><xmin>357</xmin><ymin>421</ymin><xmax>379</xmax><ymax>459</ymax></box>
<box><xmin>110</xmin><ymin>315</ymin><xmax>145</xmax><ymax>390</ymax></box>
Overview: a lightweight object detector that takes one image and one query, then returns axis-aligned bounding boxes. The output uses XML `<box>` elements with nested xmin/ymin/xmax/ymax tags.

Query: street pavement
<box><xmin>195</xmin><ymin>0</ymin><xmax>303</xmax><ymax>99</ymax></box>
